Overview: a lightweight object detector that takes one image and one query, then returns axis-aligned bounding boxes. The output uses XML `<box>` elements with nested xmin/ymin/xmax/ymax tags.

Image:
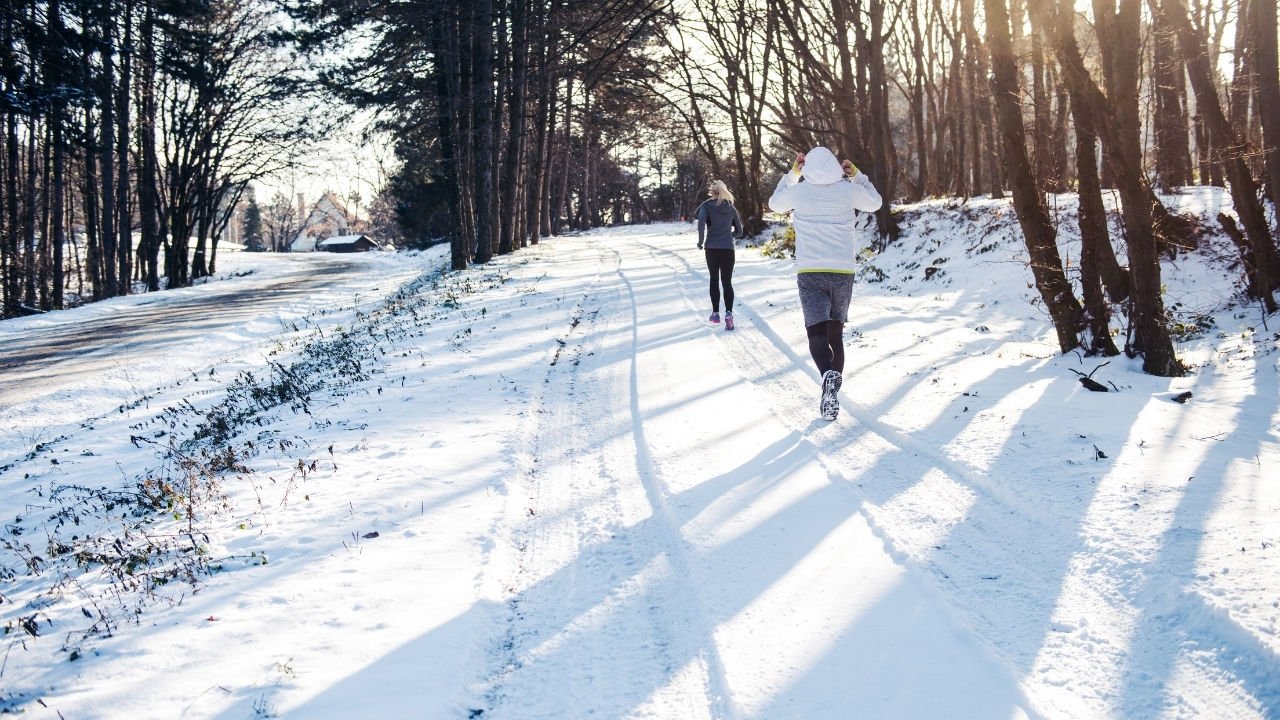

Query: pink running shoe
<box><xmin>709</xmin><ymin>312</ymin><xmax>720</xmax><ymax>324</ymax></box>
<box><xmin>725</xmin><ymin>312</ymin><xmax>735</xmax><ymax>331</ymax></box>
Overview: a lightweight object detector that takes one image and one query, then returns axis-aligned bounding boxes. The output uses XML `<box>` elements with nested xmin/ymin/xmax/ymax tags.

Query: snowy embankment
<box><xmin>1</xmin><ymin>188</ymin><xmax>1277</xmax><ymax>719</ymax></box>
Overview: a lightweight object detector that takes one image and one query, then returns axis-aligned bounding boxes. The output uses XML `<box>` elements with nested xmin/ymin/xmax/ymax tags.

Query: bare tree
<box><xmin>262</xmin><ymin>190</ymin><xmax>302</xmax><ymax>252</ymax></box>
<box><xmin>983</xmin><ymin>0</ymin><xmax>1085</xmax><ymax>355</ymax></box>
<box><xmin>1036</xmin><ymin>0</ymin><xmax>1183</xmax><ymax>374</ymax></box>
<box><xmin>1154</xmin><ymin>0</ymin><xmax>1280</xmax><ymax>311</ymax></box>
<box><xmin>1255</xmin><ymin>0</ymin><xmax>1280</xmax><ymax>202</ymax></box>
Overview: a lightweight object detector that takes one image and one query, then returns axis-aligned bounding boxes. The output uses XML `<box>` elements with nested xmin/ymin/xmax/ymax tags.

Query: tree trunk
<box><xmin>472</xmin><ymin>0</ymin><xmax>497</xmax><ymax>263</ymax></box>
<box><xmin>435</xmin><ymin>5</ymin><xmax>469</xmax><ymax>271</ymax></box>
<box><xmin>83</xmin><ymin>111</ymin><xmax>103</xmax><ymax>299</ymax></box>
<box><xmin>862</xmin><ymin>0</ymin><xmax>899</xmax><ymax>243</ymax></box>
<box><xmin>1227</xmin><ymin>0</ymin><xmax>1253</xmax><ymax>157</ymax></box>
<box><xmin>139</xmin><ymin>2</ymin><xmax>160</xmax><ymax>291</ymax></box>
<box><xmin>52</xmin><ymin>114</ymin><xmax>65</xmax><ymax>310</ymax></box>
<box><xmin>1073</xmin><ymin>92</ymin><xmax>1121</xmax><ymax>355</ymax></box>
<box><xmin>24</xmin><ymin>114</ymin><xmax>37</xmax><ymax>308</ymax></box>
<box><xmin>1038</xmin><ymin>0</ymin><xmax>1182</xmax><ymax>374</ymax></box>
<box><xmin>1030</xmin><ymin>28</ymin><xmax>1057</xmax><ymax>191</ymax></box>
<box><xmin>537</xmin><ymin>73</ymin><xmax>557</xmax><ymax>239</ymax></box>
<box><xmin>39</xmin><ymin>132</ymin><xmax>51</xmax><ymax>310</ymax></box>
<box><xmin>48</xmin><ymin>0</ymin><xmax>66</xmax><ymax>309</ymax></box>
<box><xmin>115</xmin><ymin>1</ymin><xmax>134</xmax><ymax>295</ymax></box>
<box><xmin>553</xmin><ymin>75</ymin><xmax>573</xmax><ymax>235</ymax></box>
<box><xmin>969</xmin><ymin>46</ymin><xmax>986</xmax><ymax>195</ymax></box>
<box><xmin>500</xmin><ymin>0</ymin><xmax>529</xmax><ymax>254</ymax></box>
<box><xmin>1158</xmin><ymin>0</ymin><xmax>1279</xmax><ymax>311</ymax></box>
<box><xmin>907</xmin><ymin>0</ymin><xmax>927</xmax><ymax>201</ymax></box>
<box><xmin>1</xmin><ymin>12</ymin><xmax>16</xmax><ymax>316</ymax></box>
<box><xmin>100</xmin><ymin>30</ymin><xmax>118</xmax><ymax>297</ymax></box>
<box><xmin>1253</xmin><ymin>0</ymin><xmax>1280</xmax><ymax>202</ymax></box>
<box><xmin>983</xmin><ymin>0</ymin><xmax>1084</xmax><ymax>354</ymax></box>
<box><xmin>1150</xmin><ymin>4</ymin><xmax>1193</xmax><ymax>189</ymax></box>
<box><xmin>3</xmin><ymin>110</ymin><xmax>17</xmax><ymax>315</ymax></box>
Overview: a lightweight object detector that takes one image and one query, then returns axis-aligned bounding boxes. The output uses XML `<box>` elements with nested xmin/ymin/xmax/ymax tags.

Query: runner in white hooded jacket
<box><xmin>766</xmin><ymin>146</ymin><xmax>883</xmax><ymax>272</ymax></box>
<box><xmin>767</xmin><ymin>146</ymin><xmax>883</xmax><ymax>420</ymax></box>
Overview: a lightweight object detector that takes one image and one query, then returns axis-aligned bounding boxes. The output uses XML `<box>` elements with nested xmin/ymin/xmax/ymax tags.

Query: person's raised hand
<box><xmin>842</xmin><ymin>159</ymin><xmax>859</xmax><ymax>177</ymax></box>
<box><xmin>791</xmin><ymin>152</ymin><xmax>806</xmax><ymax>174</ymax></box>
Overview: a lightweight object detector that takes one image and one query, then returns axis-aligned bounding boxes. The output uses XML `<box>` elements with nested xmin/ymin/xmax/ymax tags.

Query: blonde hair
<box><xmin>708</xmin><ymin>179</ymin><xmax>735</xmax><ymax>205</ymax></box>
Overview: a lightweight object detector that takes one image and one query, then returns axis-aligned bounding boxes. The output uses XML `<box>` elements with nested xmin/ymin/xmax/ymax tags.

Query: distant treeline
<box><xmin>4</xmin><ymin>0</ymin><xmax>1279</xmax><ymax>377</ymax></box>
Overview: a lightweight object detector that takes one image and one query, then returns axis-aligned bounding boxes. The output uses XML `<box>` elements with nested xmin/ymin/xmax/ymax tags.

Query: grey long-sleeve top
<box><xmin>697</xmin><ymin>200</ymin><xmax>743</xmax><ymax>249</ymax></box>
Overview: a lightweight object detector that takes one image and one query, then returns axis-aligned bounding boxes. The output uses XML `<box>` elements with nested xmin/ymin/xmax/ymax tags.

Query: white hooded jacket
<box><xmin>767</xmin><ymin>147</ymin><xmax>883</xmax><ymax>273</ymax></box>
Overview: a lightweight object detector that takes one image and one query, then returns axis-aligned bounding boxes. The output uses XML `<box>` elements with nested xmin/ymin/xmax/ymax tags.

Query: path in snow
<box><xmin>474</xmin><ymin>229</ymin><xmax>1034</xmax><ymax>719</ymax></box>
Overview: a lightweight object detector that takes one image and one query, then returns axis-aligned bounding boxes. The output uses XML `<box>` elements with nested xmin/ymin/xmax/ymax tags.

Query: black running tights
<box><xmin>705</xmin><ymin>248</ymin><xmax>735</xmax><ymax>313</ymax></box>
<box><xmin>806</xmin><ymin>320</ymin><xmax>845</xmax><ymax>375</ymax></box>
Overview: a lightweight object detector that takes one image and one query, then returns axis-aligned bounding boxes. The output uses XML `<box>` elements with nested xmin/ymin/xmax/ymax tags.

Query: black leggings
<box><xmin>806</xmin><ymin>320</ymin><xmax>845</xmax><ymax>375</ymax></box>
<box><xmin>705</xmin><ymin>248</ymin><xmax>735</xmax><ymax>313</ymax></box>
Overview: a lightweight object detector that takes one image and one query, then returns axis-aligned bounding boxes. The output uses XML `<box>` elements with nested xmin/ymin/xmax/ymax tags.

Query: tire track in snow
<box><xmin>480</xmin><ymin>237</ymin><xmax>724</xmax><ymax>719</ymax></box>
<box><xmin>629</xmin><ymin>234</ymin><xmax>1047</xmax><ymax>710</ymax></box>
<box><xmin>634</xmin><ymin>234</ymin><xmax>1039</xmax><ymax>520</ymax></box>
<box><xmin>632</xmin><ymin>232</ymin><xmax>1269</xmax><ymax>718</ymax></box>
<box><xmin>615</xmin><ymin>258</ymin><xmax>741</xmax><ymax>720</ymax></box>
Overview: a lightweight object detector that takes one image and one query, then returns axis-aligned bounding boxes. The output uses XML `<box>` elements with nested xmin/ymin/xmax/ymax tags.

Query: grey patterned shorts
<box><xmin>797</xmin><ymin>272</ymin><xmax>855</xmax><ymax>327</ymax></box>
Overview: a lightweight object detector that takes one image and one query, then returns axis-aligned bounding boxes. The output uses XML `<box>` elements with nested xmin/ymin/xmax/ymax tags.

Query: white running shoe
<box><xmin>820</xmin><ymin>370</ymin><xmax>842</xmax><ymax>420</ymax></box>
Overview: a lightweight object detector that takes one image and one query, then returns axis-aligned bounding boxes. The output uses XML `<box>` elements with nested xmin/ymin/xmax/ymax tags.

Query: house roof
<box><xmin>318</xmin><ymin>234</ymin><xmax>375</xmax><ymax>247</ymax></box>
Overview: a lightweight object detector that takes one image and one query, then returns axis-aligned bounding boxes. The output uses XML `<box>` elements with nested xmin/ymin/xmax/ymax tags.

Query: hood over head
<box><xmin>801</xmin><ymin>146</ymin><xmax>843</xmax><ymax>185</ymax></box>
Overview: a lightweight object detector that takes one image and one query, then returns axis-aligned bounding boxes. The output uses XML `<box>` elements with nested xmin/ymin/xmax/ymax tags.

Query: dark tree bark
<box><xmin>49</xmin><ymin>0</ymin><xmax>67</xmax><ymax>309</ymax></box>
<box><xmin>138</xmin><ymin>2</ymin><xmax>161</xmax><ymax>291</ymax></box>
<box><xmin>906</xmin><ymin>0</ymin><xmax>927</xmax><ymax>201</ymax></box>
<box><xmin>1072</xmin><ymin>93</ymin><xmax>1121</xmax><ymax>355</ymax></box>
<box><xmin>1</xmin><ymin>8</ymin><xmax>16</xmax><ymax>316</ymax></box>
<box><xmin>1253</xmin><ymin>0</ymin><xmax>1280</xmax><ymax>202</ymax></box>
<box><xmin>472</xmin><ymin>0</ymin><xmax>497</xmax><ymax>263</ymax></box>
<box><xmin>553</xmin><ymin>75</ymin><xmax>573</xmax><ymax>235</ymax></box>
<box><xmin>863</xmin><ymin>0</ymin><xmax>898</xmax><ymax>241</ymax></box>
<box><xmin>527</xmin><ymin>0</ymin><xmax>556</xmax><ymax>244</ymax></box>
<box><xmin>82</xmin><ymin>83</ymin><xmax>103</xmax><ymax>299</ymax></box>
<box><xmin>1156</xmin><ymin>0</ymin><xmax>1279</xmax><ymax>311</ymax></box>
<box><xmin>1150</xmin><ymin>4</ymin><xmax>1193</xmax><ymax>189</ymax></box>
<box><xmin>115</xmin><ymin>1</ymin><xmax>133</xmax><ymax>294</ymax></box>
<box><xmin>499</xmin><ymin>0</ymin><xmax>529</xmax><ymax>254</ymax></box>
<box><xmin>24</xmin><ymin>101</ymin><xmax>37</xmax><ymax>307</ymax></box>
<box><xmin>1030</xmin><ymin>25</ymin><xmax>1058</xmax><ymax>191</ymax></box>
<box><xmin>435</xmin><ymin>7</ymin><xmax>469</xmax><ymax>271</ymax></box>
<box><xmin>983</xmin><ymin>0</ymin><xmax>1084</xmax><ymax>354</ymax></box>
<box><xmin>1037</xmin><ymin>0</ymin><xmax>1183</xmax><ymax>374</ymax></box>
<box><xmin>962</xmin><ymin>0</ymin><xmax>985</xmax><ymax>196</ymax></box>
<box><xmin>99</xmin><ymin>18</ymin><xmax>118</xmax><ymax>297</ymax></box>
<box><xmin>1227</xmin><ymin>0</ymin><xmax>1253</xmax><ymax>159</ymax></box>
<box><xmin>38</xmin><ymin>131</ymin><xmax>49</xmax><ymax>310</ymax></box>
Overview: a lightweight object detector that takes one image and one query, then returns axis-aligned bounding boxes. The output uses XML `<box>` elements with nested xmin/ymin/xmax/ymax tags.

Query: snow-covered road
<box><xmin>0</xmin><ymin>252</ymin><xmax>421</xmax><ymax>462</ymax></box>
<box><xmin>473</xmin><ymin>232</ymin><xmax>1032</xmax><ymax>718</ymax></box>
<box><xmin>0</xmin><ymin>254</ymin><xmax>362</xmax><ymax>401</ymax></box>
<box><xmin>3</xmin><ymin>208</ymin><xmax>1277</xmax><ymax>719</ymax></box>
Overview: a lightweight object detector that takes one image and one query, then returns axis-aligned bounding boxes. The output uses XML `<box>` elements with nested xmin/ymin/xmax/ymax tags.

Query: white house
<box><xmin>289</xmin><ymin>192</ymin><xmax>356</xmax><ymax>252</ymax></box>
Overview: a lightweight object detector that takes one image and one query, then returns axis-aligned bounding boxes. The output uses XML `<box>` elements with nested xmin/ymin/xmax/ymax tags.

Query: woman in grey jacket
<box><xmin>768</xmin><ymin>146</ymin><xmax>882</xmax><ymax>420</ymax></box>
<box><xmin>696</xmin><ymin>180</ymin><xmax>744</xmax><ymax>330</ymax></box>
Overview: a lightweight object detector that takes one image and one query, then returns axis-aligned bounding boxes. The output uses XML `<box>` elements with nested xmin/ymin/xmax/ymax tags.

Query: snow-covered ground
<box><xmin>2</xmin><ymin>188</ymin><xmax>1277</xmax><ymax>719</ymax></box>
